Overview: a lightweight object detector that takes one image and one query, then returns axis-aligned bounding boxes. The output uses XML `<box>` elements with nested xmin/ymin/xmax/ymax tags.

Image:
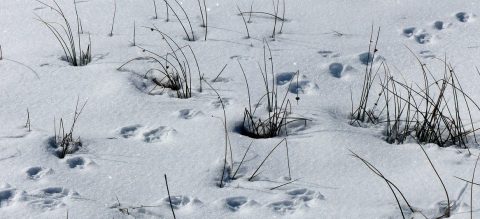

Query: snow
<box><xmin>1</xmin><ymin>0</ymin><xmax>480</xmax><ymax>218</ymax></box>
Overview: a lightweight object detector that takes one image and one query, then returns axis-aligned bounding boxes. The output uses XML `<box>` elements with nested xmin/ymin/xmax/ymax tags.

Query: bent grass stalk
<box><xmin>203</xmin><ymin>80</ymin><xmax>231</xmax><ymax>188</ymax></box>
<box><xmin>350</xmin><ymin>150</ymin><xmax>413</xmax><ymax>219</ymax></box>
<box><xmin>237</xmin><ymin>5</ymin><xmax>250</xmax><ymax>39</ymax></box>
<box><xmin>153</xmin><ymin>0</ymin><xmax>158</xmax><ymax>19</ymax></box>
<box><xmin>212</xmin><ymin>63</ymin><xmax>228</xmax><ymax>82</ymax></box>
<box><xmin>109</xmin><ymin>0</ymin><xmax>116</xmax><ymax>36</ymax></box>
<box><xmin>163</xmin><ymin>0</ymin><xmax>195</xmax><ymax>41</ymax></box>
<box><xmin>248</xmin><ymin>138</ymin><xmax>291</xmax><ymax>181</ymax></box>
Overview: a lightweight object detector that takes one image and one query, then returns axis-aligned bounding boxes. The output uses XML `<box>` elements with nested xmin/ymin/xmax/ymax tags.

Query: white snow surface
<box><xmin>1</xmin><ymin>0</ymin><xmax>480</xmax><ymax>218</ymax></box>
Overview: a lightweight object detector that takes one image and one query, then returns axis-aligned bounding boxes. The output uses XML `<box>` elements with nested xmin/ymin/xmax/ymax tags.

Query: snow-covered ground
<box><xmin>1</xmin><ymin>0</ymin><xmax>480</xmax><ymax>218</ymax></box>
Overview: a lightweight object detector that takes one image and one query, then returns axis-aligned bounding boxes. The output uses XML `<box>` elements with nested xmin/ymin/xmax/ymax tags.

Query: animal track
<box><xmin>143</xmin><ymin>127</ymin><xmax>176</xmax><ymax>143</ymax></box>
<box><xmin>455</xmin><ymin>12</ymin><xmax>474</xmax><ymax>22</ymax></box>
<box><xmin>176</xmin><ymin>109</ymin><xmax>203</xmax><ymax>119</ymax></box>
<box><xmin>211</xmin><ymin>98</ymin><xmax>232</xmax><ymax>108</ymax></box>
<box><xmin>66</xmin><ymin>157</ymin><xmax>85</xmax><ymax>168</ymax></box>
<box><xmin>225</xmin><ymin>196</ymin><xmax>258</xmax><ymax>212</ymax></box>
<box><xmin>402</xmin><ymin>13</ymin><xmax>474</xmax><ymax>46</ymax></box>
<box><xmin>0</xmin><ymin>185</ymin><xmax>80</xmax><ymax>210</ymax></box>
<box><xmin>162</xmin><ymin>195</ymin><xmax>202</xmax><ymax>209</ymax></box>
<box><xmin>119</xmin><ymin>125</ymin><xmax>142</xmax><ymax>138</ymax></box>
<box><xmin>402</xmin><ymin>27</ymin><xmax>416</xmax><ymax>37</ymax></box>
<box><xmin>289</xmin><ymin>80</ymin><xmax>319</xmax><ymax>94</ymax></box>
<box><xmin>28</xmin><ymin>187</ymin><xmax>79</xmax><ymax>210</ymax></box>
<box><xmin>318</xmin><ymin>50</ymin><xmax>339</xmax><ymax>58</ymax></box>
<box><xmin>66</xmin><ymin>157</ymin><xmax>95</xmax><ymax>169</ymax></box>
<box><xmin>110</xmin><ymin>196</ymin><xmax>199</xmax><ymax>218</ymax></box>
<box><xmin>358</xmin><ymin>52</ymin><xmax>373</xmax><ymax>65</ymax></box>
<box><xmin>118</xmin><ymin>125</ymin><xmax>176</xmax><ymax>143</ymax></box>
<box><xmin>0</xmin><ymin>188</ymin><xmax>19</xmax><ymax>208</ymax></box>
<box><xmin>268</xmin><ymin>200</ymin><xmax>296</xmax><ymax>213</ymax></box>
<box><xmin>286</xmin><ymin>188</ymin><xmax>325</xmax><ymax>202</ymax></box>
<box><xmin>268</xmin><ymin>188</ymin><xmax>324</xmax><ymax>214</ymax></box>
<box><xmin>276</xmin><ymin>72</ymin><xmax>296</xmax><ymax>85</ymax></box>
<box><xmin>402</xmin><ymin>27</ymin><xmax>434</xmax><ymax>44</ymax></box>
<box><xmin>415</xmin><ymin>31</ymin><xmax>432</xmax><ymax>44</ymax></box>
<box><xmin>226</xmin><ymin>196</ymin><xmax>248</xmax><ymax>211</ymax></box>
<box><xmin>433</xmin><ymin>21</ymin><xmax>447</xmax><ymax>30</ymax></box>
<box><xmin>25</xmin><ymin>167</ymin><xmax>53</xmax><ymax>180</ymax></box>
<box><xmin>328</xmin><ymin>63</ymin><xmax>343</xmax><ymax>78</ymax></box>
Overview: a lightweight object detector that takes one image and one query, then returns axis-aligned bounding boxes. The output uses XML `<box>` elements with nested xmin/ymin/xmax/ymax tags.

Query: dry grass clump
<box><xmin>118</xmin><ymin>27</ymin><xmax>202</xmax><ymax>99</ymax></box>
<box><xmin>51</xmin><ymin>99</ymin><xmax>87</xmax><ymax>159</ymax></box>
<box><xmin>35</xmin><ymin>0</ymin><xmax>92</xmax><ymax>66</ymax></box>
<box><xmin>240</xmin><ymin>41</ymin><xmax>307</xmax><ymax>138</ymax></box>
<box><xmin>351</xmin><ymin>27</ymin><xmax>479</xmax><ymax>148</ymax></box>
